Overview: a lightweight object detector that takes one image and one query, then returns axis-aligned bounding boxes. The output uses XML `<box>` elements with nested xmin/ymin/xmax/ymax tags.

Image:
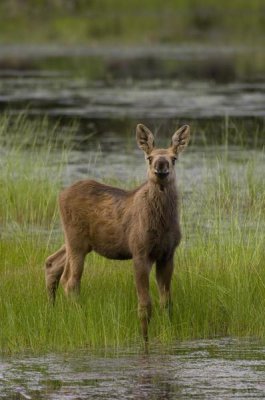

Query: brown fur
<box><xmin>45</xmin><ymin>123</ymin><xmax>190</xmax><ymax>342</ymax></box>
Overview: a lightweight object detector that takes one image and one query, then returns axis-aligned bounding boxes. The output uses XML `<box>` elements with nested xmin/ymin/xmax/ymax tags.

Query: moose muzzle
<box><xmin>154</xmin><ymin>158</ymin><xmax>170</xmax><ymax>178</ymax></box>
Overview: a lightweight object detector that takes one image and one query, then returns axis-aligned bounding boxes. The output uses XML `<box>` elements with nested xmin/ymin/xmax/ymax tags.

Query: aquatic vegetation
<box><xmin>0</xmin><ymin>116</ymin><xmax>264</xmax><ymax>353</ymax></box>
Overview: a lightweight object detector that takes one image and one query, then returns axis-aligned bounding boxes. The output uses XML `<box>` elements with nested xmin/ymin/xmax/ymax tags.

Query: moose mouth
<box><xmin>154</xmin><ymin>170</ymin><xmax>169</xmax><ymax>178</ymax></box>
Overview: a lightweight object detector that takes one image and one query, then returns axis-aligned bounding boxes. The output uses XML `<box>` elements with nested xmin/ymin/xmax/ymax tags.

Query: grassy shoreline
<box><xmin>0</xmin><ymin>116</ymin><xmax>264</xmax><ymax>354</ymax></box>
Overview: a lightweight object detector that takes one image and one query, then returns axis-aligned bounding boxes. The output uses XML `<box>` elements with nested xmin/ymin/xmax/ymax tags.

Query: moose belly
<box><xmin>89</xmin><ymin>223</ymin><xmax>132</xmax><ymax>260</ymax></box>
<box><xmin>93</xmin><ymin>244</ymin><xmax>132</xmax><ymax>260</ymax></box>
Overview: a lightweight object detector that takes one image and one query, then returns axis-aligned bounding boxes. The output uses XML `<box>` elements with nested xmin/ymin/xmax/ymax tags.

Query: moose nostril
<box><xmin>155</xmin><ymin>159</ymin><xmax>169</xmax><ymax>172</ymax></box>
<box><xmin>154</xmin><ymin>159</ymin><xmax>170</xmax><ymax>177</ymax></box>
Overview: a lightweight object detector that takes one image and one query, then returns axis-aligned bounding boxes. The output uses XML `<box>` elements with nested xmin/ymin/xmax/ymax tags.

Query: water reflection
<box><xmin>1</xmin><ymin>77</ymin><xmax>265</xmax><ymax>120</ymax></box>
<box><xmin>0</xmin><ymin>45</ymin><xmax>265</xmax><ymax>121</ymax></box>
<box><xmin>1</xmin><ymin>338</ymin><xmax>265</xmax><ymax>399</ymax></box>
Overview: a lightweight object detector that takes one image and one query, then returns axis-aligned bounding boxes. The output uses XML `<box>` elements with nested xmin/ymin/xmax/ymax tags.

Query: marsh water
<box><xmin>0</xmin><ymin>44</ymin><xmax>265</xmax><ymax>398</ymax></box>
<box><xmin>2</xmin><ymin>339</ymin><xmax>265</xmax><ymax>399</ymax></box>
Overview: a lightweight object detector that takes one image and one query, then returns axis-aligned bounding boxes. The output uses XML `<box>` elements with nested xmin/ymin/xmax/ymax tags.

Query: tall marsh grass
<box><xmin>0</xmin><ymin>114</ymin><xmax>70</xmax><ymax>230</ymax></box>
<box><xmin>0</xmin><ymin>116</ymin><xmax>264</xmax><ymax>353</ymax></box>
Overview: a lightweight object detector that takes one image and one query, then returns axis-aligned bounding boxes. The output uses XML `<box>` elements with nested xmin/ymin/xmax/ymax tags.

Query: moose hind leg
<box><xmin>59</xmin><ymin>221</ymin><xmax>92</xmax><ymax>296</ymax></box>
<box><xmin>156</xmin><ymin>256</ymin><xmax>174</xmax><ymax>317</ymax></box>
<box><xmin>45</xmin><ymin>245</ymin><xmax>66</xmax><ymax>303</ymax></box>
<box><xmin>64</xmin><ymin>248</ymin><xmax>88</xmax><ymax>296</ymax></box>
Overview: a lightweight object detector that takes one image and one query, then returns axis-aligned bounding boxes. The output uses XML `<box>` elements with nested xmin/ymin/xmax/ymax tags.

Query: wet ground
<box><xmin>1</xmin><ymin>338</ymin><xmax>265</xmax><ymax>399</ymax></box>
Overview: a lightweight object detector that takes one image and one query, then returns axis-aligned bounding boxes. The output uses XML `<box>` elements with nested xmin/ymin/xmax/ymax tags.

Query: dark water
<box><xmin>0</xmin><ymin>45</ymin><xmax>265</xmax><ymax>398</ymax></box>
<box><xmin>1</xmin><ymin>339</ymin><xmax>265</xmax><ymax>399</ymax></box>
<box><xmin>0</xmin><ymin>44</ymin><xmax>265</xmax><ymax>121</ymax></box>
<box><xmin>1</xmin><ymin>74</ymin><xmax>265</xmax><ymax>119</ymax></box>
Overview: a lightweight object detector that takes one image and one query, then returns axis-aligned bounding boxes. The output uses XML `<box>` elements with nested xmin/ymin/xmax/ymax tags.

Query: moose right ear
<box><xmin>136</xmin><ymin>124</ymin><xmax>155</xmax><ymax>155</ymax></box>
<box><xmin>171</xmin><ymin>125</ymin><xmax>190</xmax><ymax>154</ymax></box>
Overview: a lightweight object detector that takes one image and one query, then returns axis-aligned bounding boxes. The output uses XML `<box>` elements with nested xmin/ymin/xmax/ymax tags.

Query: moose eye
<box><xmin>147</xmin><ymin>156</ymin><xmax>153</xmax><ymax>165</ymax></box>
<box><xmin>172</xmin><ymin>157</ymin><xmax>177</xmax><ymax>165</ymax></box>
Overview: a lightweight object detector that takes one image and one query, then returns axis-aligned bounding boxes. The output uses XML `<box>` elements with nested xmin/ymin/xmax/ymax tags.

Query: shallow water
<box><xmin>1</xmin><ymin>74</ymin><xmax>265</xmax><ymax>117</ymax></box>
<box><xmin>0</xmin><ymin>44</ymin><xmax>265</xmax><ymax>121</ymax></box>
<box><xmin>1</xmin><ymin>70</ymin><xmax>265</xmax><ymax>120</ymax></box>
<box><xmin>1</xmin><ymin>338</ymin><xmax>265</xmax><ymax>399</ymax></box>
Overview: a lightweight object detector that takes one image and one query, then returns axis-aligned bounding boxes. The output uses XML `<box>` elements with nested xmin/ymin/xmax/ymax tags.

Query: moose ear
<box><xmin>171</xmin><ymin>125</ymin><xmax>190</xmax><ymax>154</ymax></box>
<box><xmin>136</xmin><ymin>124</ymin><xmax>155</xmax><ymax>155</ymax></box>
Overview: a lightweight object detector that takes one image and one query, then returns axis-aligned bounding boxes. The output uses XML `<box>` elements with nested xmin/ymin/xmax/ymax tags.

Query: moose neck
<box><xmin>145</xmin><ymin>177</ymin><xmax>178</xmax><ymax>227</ymax></box>
<box><xmin>147</xmin><ymin>176</ymin><xmax>177</xmax><ymax>197</ymax></box>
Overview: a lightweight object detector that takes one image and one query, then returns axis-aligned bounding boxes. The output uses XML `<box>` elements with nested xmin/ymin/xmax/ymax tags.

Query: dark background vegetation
<box><xmin>0</xmin><ymin>0</ymin><xmax>265</xmax><ymax>45</ymax></box>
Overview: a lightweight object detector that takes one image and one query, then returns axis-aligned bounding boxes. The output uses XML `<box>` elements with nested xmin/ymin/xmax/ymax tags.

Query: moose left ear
<box><xmin>171</xmin><ymin>125</ymin><xmax>190</xmax><ymax>154</ymax></box>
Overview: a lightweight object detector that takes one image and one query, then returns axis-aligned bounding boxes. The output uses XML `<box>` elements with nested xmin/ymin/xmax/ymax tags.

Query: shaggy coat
<box><xmin>45</xmin><ymin>123</ymin><xmax>190</xmax><ymax>341</ymax></box>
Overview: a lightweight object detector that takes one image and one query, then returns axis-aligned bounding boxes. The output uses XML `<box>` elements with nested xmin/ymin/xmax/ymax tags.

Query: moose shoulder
<box><xmin>45</xmin><ymin>124</ymin><xmax>190</xmax><ymax>342</ymax></box>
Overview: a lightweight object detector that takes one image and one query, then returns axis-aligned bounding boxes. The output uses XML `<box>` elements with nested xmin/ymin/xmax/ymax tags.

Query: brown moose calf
<box><xmin>45</xmin><ymin>124</ymin><xmax>190</xmax><ymax>342</ymax></box>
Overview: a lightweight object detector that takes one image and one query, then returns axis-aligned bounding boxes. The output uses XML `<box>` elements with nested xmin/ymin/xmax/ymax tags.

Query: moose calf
<box><xmin>45</xmin><ymin>124</ymin><xmax>190</xmax><ymax>342</ymax></box>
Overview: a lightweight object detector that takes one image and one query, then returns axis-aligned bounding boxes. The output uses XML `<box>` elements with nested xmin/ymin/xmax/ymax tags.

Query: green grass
<box><xmin>0</xmin><ymin>0</ymin><xmax>265</xmax><ymax>46</ymax></box>
<box><xmin>0</xmin><ymin>115</ymin><xmax>264</xmax><ymax>354</ymax></box>
<box><xmin>0</xmin><ymin>114</ymin><xmax>72</xmax><ymax>228</ymax></box>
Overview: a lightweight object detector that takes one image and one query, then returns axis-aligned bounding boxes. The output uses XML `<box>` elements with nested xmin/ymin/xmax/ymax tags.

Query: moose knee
<box><xmin>138</xmin><ymin>301</ymin><xmax>152</xmax><ymax>323</ymax></box>
<box><xmin>45</xmin><ymin>258</ymin><xmax>56</xmax><ymax>283</ymax></box>
<box><xmin>45</xmin><ymin>257</ymin><xmax>53</xmax><ymax>270</ymax></box>
<box><xmin>45</xmin><ymin>249</ymin><xmax>66</xmax><ymax>297</ymax></box>
<box><xmin>45</xmin><ymin>266</ymin><xmax>60</xmax><ymax>303</ymax></box>
<box><xmin>45</xmin><ymin>258</ymin><xmax>63</xmax><ymax>277</ymax></box>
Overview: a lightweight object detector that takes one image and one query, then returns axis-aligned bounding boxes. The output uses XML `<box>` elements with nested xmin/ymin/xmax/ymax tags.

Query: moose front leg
<box><xmin>156</xmin><ymin>256</ymin><xmax>174</xmax><ymax>317</ymax></box>
<box><xmin>133</xmin><ymin>257</ymin><xmax>152</xmax><ymax>343</ymax></box>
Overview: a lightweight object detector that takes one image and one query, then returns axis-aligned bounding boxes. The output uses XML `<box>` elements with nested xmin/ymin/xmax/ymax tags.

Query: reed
<box><xmin>0</xmin><ymin>116</ymin><xmax>264</xmax><ymax>353</ymax></box>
